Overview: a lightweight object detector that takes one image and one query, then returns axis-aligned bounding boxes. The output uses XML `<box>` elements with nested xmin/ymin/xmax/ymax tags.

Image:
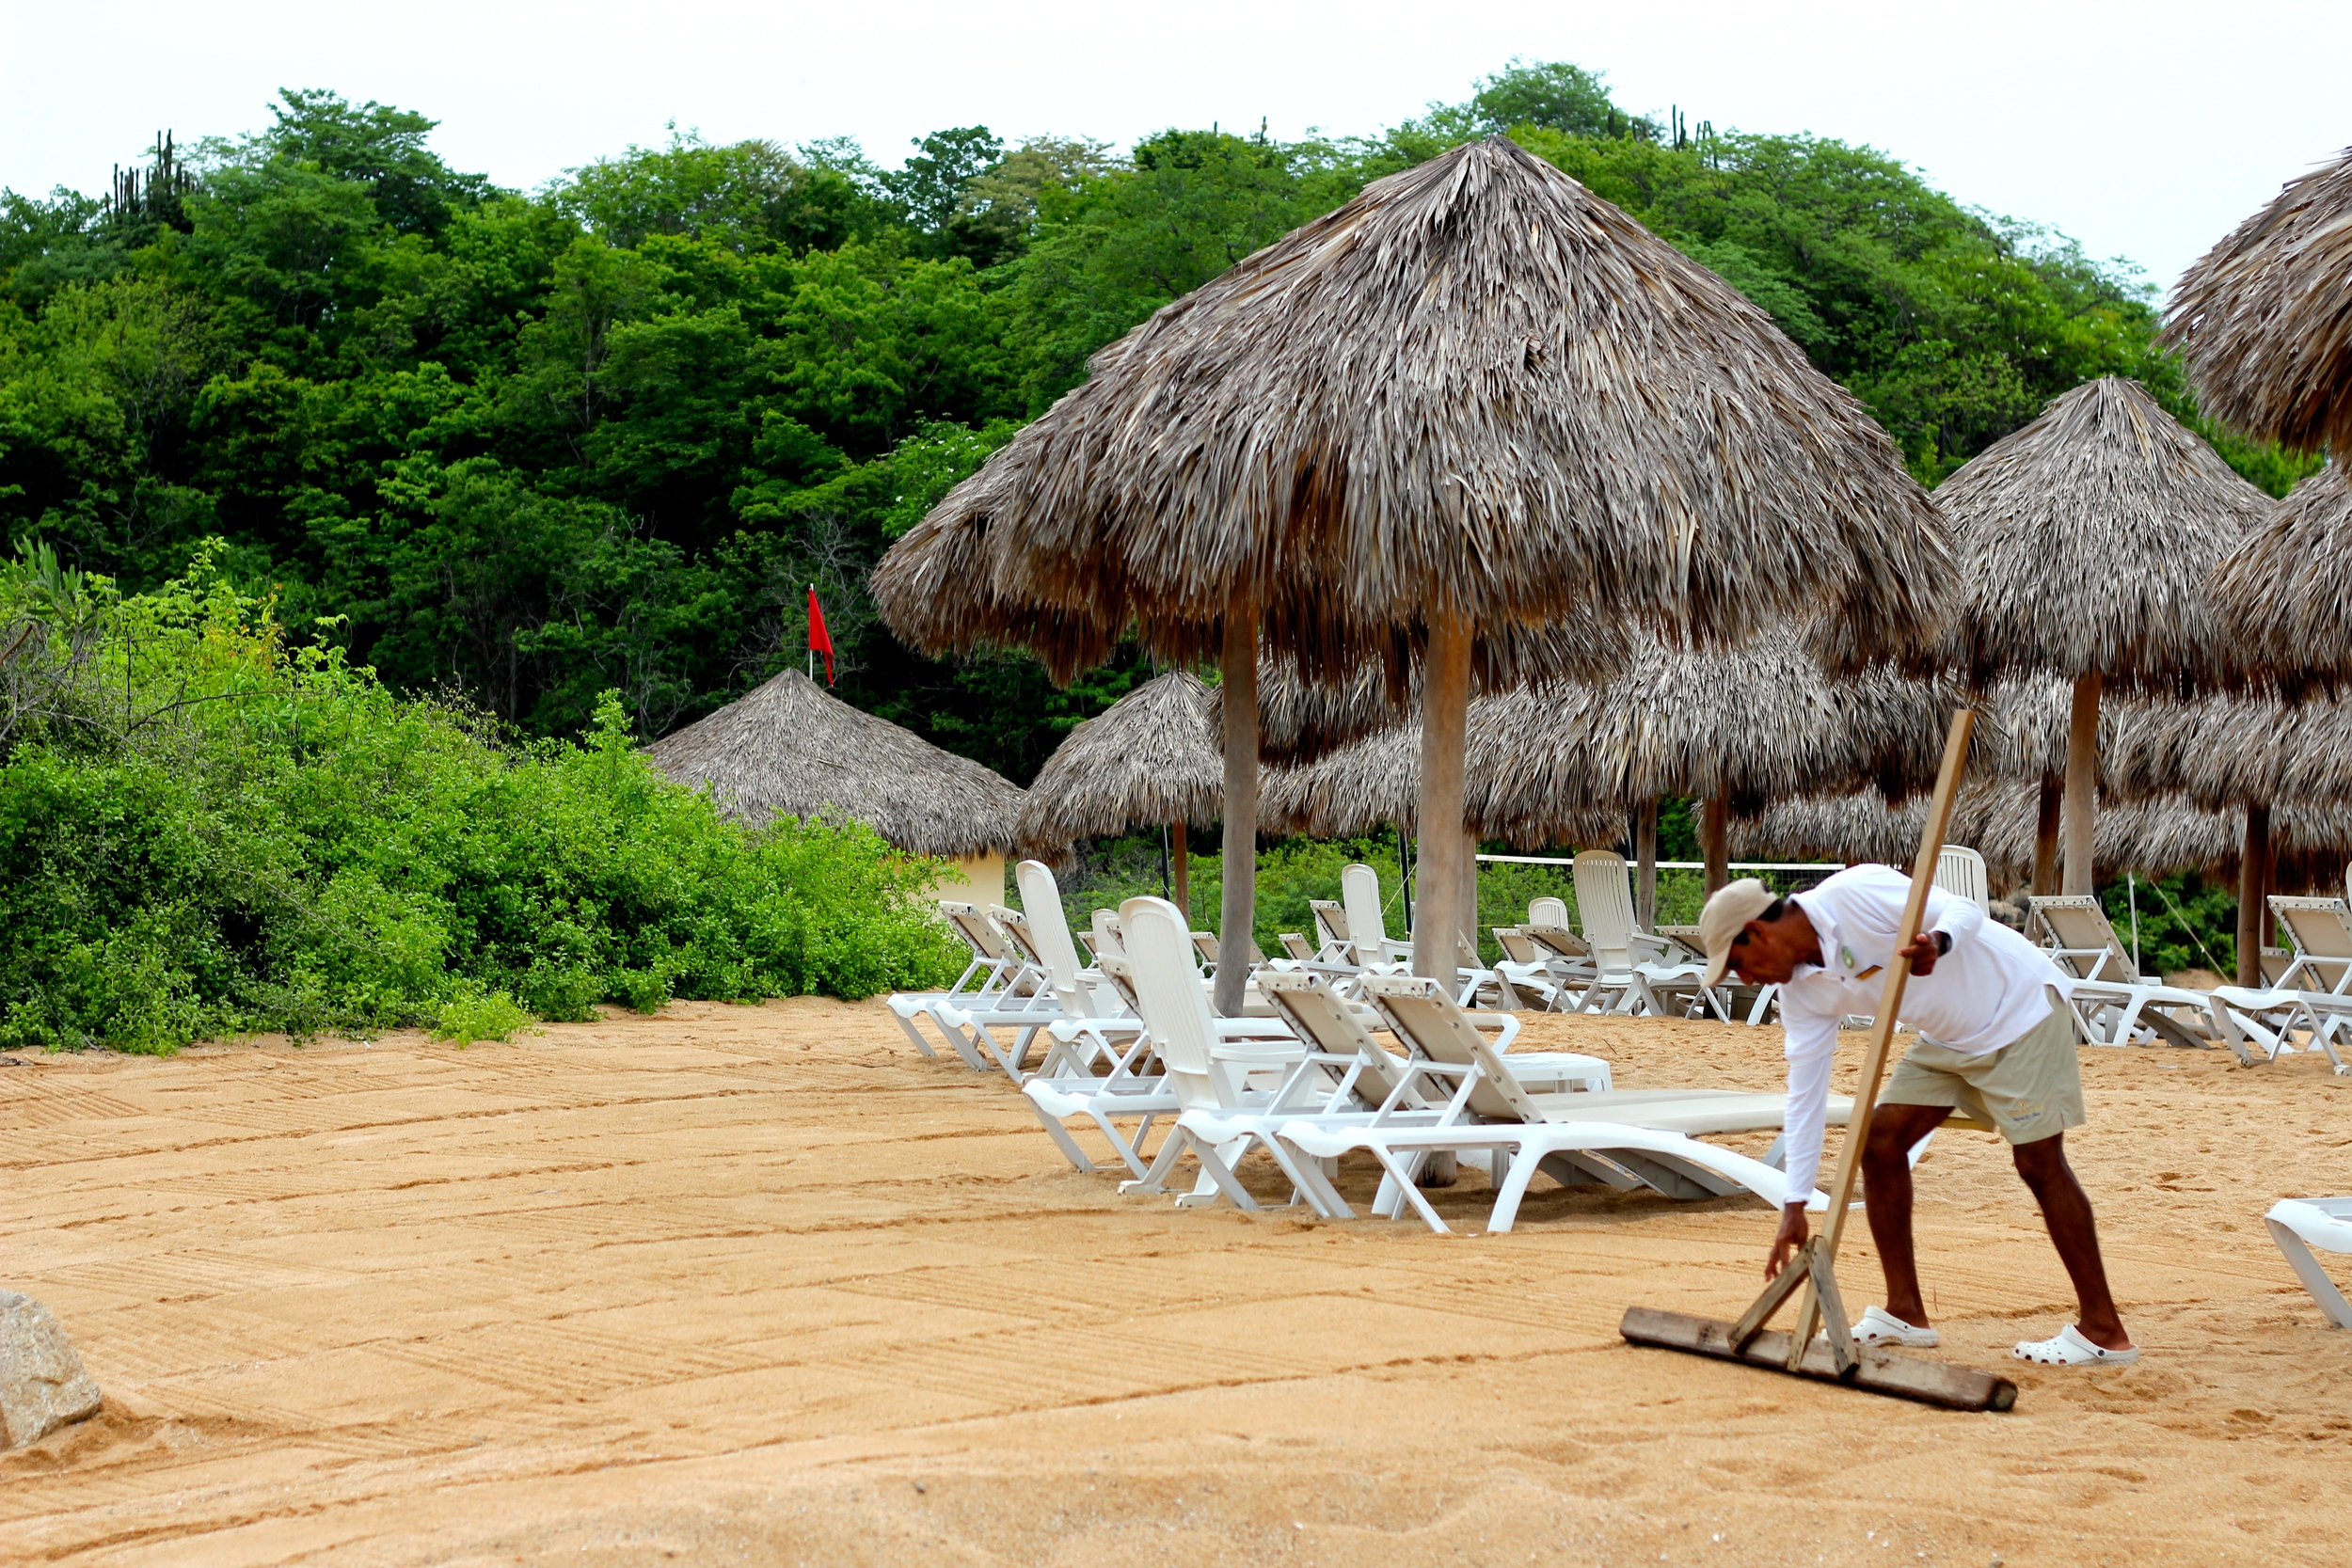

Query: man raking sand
<box><xmin>1700</xmin><ymin>867</ymin><xmax>2137</xmax><ymax>1367</ymax></box>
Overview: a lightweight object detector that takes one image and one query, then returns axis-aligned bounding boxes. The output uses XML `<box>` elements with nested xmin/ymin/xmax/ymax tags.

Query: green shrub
<box><xmin>431</xmin><ymin>984</ymin><xmax>537</xmax><ymax>1046</ymax></box>
<box><xmin>0</xmin><ymin>544</ymin><xmax>964</xmax><ymax>1053</ymax></box>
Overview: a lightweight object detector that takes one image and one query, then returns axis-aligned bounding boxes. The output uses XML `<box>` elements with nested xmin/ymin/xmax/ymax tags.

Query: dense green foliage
<box><xmin>0</xmin><ymin>546</ymin><xmax>959</xmax><ymax>1052</ymax></box>
<box><xmin>1</xmin><ymin>61</ymin><xmax>2292</xmax><ymax>1014</ymax></box>
<box><xmin>2</xmin><ymin>64</ymin><xmax>2310</xmax><ymax>786</ymax></box>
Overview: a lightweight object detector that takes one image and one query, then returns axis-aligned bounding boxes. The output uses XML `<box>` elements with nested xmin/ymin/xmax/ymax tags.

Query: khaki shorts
<box><xmin>1881</xmin><ymin>989</ymin><xmax>2083</xmax><ymax>1146</ymax></box>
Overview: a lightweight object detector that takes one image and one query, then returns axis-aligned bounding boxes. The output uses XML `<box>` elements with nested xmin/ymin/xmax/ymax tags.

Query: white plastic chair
<box><xmin>2267</xmin><ymin>1197</ymin><xmax>2352</xmax><ymax>1328</ymax></box>
<box><xmin>1934</xmin><ymin>846</ymin><xmax>1990</xmax><ymax>912</ymax></box>
<box><xmin>1270</xmin><ymin>975</ymin><xmax>1845</xmax><ymax>1233</ymax></box>
<box><xmin>886</xmin><ymin>902</ymin><xmax>1039</xmax><ymax>1063</ymax></box>
<box><xmin>1114</xmin><ymin>896</ymin><xmax>1327</xmax><ymax>1210</ymax></box>
<box><xmin>2026</xmin><ymin>895</ymin><xmax>2263</xmax><ymax>1060</ymax></box>
<box><xmin>1570</xmin><ymin>850</ymin><xmax>1717</xmax><ymax>1017</ymax></box>
<box><xmin>1342</xmin><ymin>863</ymin><xmax>1411</xmax><ymax>967</ymax></box>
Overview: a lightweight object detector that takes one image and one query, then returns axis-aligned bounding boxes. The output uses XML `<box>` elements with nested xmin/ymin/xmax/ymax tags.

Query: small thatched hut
<box><xmin>875</xmin><ymin>134</ymin><xmax>1954</xmax><ymax>1007</ymax></box>
<box><xmin>1933</xmin><ymin>376</ymin><xmax>2271</xmax><ymax>897</ymax></box>
<box><xmin>1019</xmin><ymin>671</ymin><xmax>1225</xmax><ymax>917</ymax></box>
<box><xmin>2163</xmin><ymin>148</ymin><xmax>2352</xmax><ymax>455</ymax></box>
<box><xmin>644</xmin><ymin>669</ymin><xmax>1026</xmax><ymax>901</ymax></box>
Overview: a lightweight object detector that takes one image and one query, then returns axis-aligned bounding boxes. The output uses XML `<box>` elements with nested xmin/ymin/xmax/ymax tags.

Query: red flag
<box><xmin>806</xmin><ymin>585</ymin><xmax>834</xmax><ymax>685</ymax></box>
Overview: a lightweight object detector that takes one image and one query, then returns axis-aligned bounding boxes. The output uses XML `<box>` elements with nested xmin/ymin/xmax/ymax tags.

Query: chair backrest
<box><xmin>1524</xmin><ymin>923</ymin><xmax>1591</xmax><ymax>960</ymax></box>
<box><xmin>1279</xmin><ymin>932</ymin><xmax>1316</xmax><ymax>962</ymax></box>
<box><xmin>1934</xmin><ymin>846</ymin><xmax>1990</xmax><ymax>913</ymax></box>
<box><xmin>993</xmin><ymin>906</ymin><xmax>1046</xmax><ymax>967</ymax></box>
<box><xmin>1118</xmin><ymin>896</ymin><xmax>1231</xmax><ymax>1105</ymax></box>
<box><xmin>1090</xmin><ymin>909</ymin><xmax>1126</xmax><ymax>960</ymax></box>
<box><xmin>1359</xmin><ymin>974</ymin><xmax>1531</xmax><ymax>1124</ymax></box>
<box><xmin>937</xmin><ymin>902</ymin><xmax>1009</xmax><ymax>961</ymax></box>
<box><xmin>1093</xmin><ymin>952</ymin><xmax>1146</xmax><ymax>1015</ymax></box>
<box><xmin>1529</xmin><ymin>895</ymin><xmax>1569</xmax><ymax>930</ymax></box>
<box><xmin>1342</xmin><ymin>863</ymin><xmax>1390</xmax><ymax>961</ymax></box>
<box><xmin>2025</xmin><ymin>895</ymin><xmax>2137</xmax><ymax>983</ymax></box>
<box><xmin>1494</xmin><ymin>927</ymin><xmax>1541</xmax><ymax>965</ymax></box>
<box><xmin>1013</xmin><ymin>861</ymin><xmax>1091</xmax><ymax>991</ymax></box>
<box><xmin>1572</xmin><ymin>850</ymin><xmax>1637</xmax><ymax>968</ymax></box>
<box><xmin>2259</xmin><ymin>945</ymin><xmax>2296</xmax><ymax>987</ymax></box>
<box><xmin>1256</xmin><ymin>970</ymin><xmax>1414</xmax><ymax>1107</ymax></box>
<box><xmin>2269</xmin><ymin>897</ymin><xmax>2352</xmax><ymax>990</ymax></box>
<box><xmin>1309</xmin><ymin>899</ymin><xmax>1351</xmax><ymax>952</ymax></box>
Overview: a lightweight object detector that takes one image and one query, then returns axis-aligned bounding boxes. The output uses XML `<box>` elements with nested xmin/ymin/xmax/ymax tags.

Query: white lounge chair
<box><xmin>1308</xmin><ymin>899</ymin><xmax>1354</xmax><ymax>963</ymax></box>
<box><xmin>2238</xmin><ymin>897</ymin><xmax>2352</xmax><ymax>1073</ymax></box>
<box><xmin>927</xmin><ymin>864</ymin><xmax>1136</xmax><ymax>1083</ymax></box>
<box><xmin>2025</xmin><ymin>895</ymin><xmax>2263</xmax><ymax>1061</ymax></box>
<box><xmin>1273</xmin><ymin>974</ymin><xmax>1847</xmax><ymax>1234</ymax></box>
<box><xmin>1491</xmin><ymin>926</ymin><xmax>1569</xmax><ymax>1011</ymax></box>
<box><xmin>1935</xmin><ymin>845</ymin><xmax>1991</xmax><ymax>911</ymax></box>
<box><xmin>889</xmin><ymin>902</ymin><xmax>1066</xmax><ymax>1070</ymax></box>
<box><xmin>1111</xmin><ymin>896</ymin><xmax>1343</xmax><ymax>1211</ymax></box>
<box><xmin>2267</xmin><ymin>1197</ymin><xmax>2352</xmax><ymax>1328</ymax></box>
<box><xmin>1570</xmin><ymin>850</ymin><xmax>1718</xmax><ymax>1018</ymax></box>
<box><xmin>885</xmin><ymin>902</ymin><xmax>1039</xmax><ymax>1064</ymax></box>
<box><xmin>1342</xmin><ymin>863</ymin><xmax>1412</xmax><ymax>968</ymax></box>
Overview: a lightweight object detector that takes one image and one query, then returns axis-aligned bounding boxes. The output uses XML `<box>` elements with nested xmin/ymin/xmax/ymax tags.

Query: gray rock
<box><xmin>0</xmin><ymin>1291</ymin><xmax>102</xmax><ymax>1447</ymax></box>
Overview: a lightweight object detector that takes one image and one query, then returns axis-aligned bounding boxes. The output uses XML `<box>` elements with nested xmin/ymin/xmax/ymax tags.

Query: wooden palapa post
<box><xmin>1170</xmin><ymin>821</ymin><xmax>1191</xmax><ymax>925</ymax></box>
<box><xmin>1703</xmin><ymin>796</ymin><xmax>1731</xmax><ymax>895</ymax></box>
<box><xmin>1635</xmin><ymin>797</ymin><xmax>1661</xmax><ymax>929</ymax></box>
<box><xmin>1621</xmin><ymin>709</ymin><xmax>2018</xmax><ymax>1412</ymax></box>
<box><xmin>2062</xmin><ymin>674</ymin><xmax>2101</xmax><ymax>895</ymax></box>
<box><xmin>2031</xmin><ymin>774</ymin><xmax>2062</xmax><ymax>896</ymax></box>
<box><xmin>1215</xmin><ymin>610</ymin><xmax>1260</xmax><ymax>1017</ymax></box>
<box><xmin>2237</xmin><ymin>803</ymin><xmax>2271</xmax><ymax>987</ymax></box>
<box><xmin>1411</xmin><ymin>611</ymin><xmax>1474</xmax><ymax>981</ymax></box>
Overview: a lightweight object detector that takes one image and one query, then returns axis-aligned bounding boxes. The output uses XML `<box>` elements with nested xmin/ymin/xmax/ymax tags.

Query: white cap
<box><xmin>1699</xmin><ymin>878</ymin><xmax>1780</xmax><ymax>988</ymax></box>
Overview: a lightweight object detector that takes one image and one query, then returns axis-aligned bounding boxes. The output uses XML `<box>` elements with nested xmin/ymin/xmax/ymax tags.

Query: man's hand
<box><xmin>1765</xmin><ymin>1201</ymin><xmax>1809</xmax><ymax>1279</ymax></box>
<box><xmin>1899</xmin><ymin>929</ymin><xmax>1948</xmax><ymax>976</ymax></box>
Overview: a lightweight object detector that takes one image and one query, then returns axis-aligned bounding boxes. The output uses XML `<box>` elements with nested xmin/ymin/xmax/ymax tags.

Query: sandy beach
<box><xmin>4</xmin><ymin>999</ymin><xmax>2350</xmax><ymax>1565</ymax></box>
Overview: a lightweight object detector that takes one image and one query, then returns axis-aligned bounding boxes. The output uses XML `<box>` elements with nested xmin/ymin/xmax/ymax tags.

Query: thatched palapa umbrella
<box><xmin>1470</xmin><ymin>629</ymin><xmax>1963</xmax><ymax>917</ymax></box>
<box><xmin>1019</xmin><ymin>671</ymin><xmax>1223</xmax><ymax>919</ymax></box>
<box><xmin>644</xmin><ymin>669</ymin><xmax>1025</xmax><ymax>900</ymax></box>
<box><xmin>2164</xmin><ymin>148</ymin><xmax>2352</xmax><ymax>455</ymax></box>
<box><xmin>875</xmin><ymin>135</ymin><xmax>1954</xmax><ymax>1010</ymax></box>
<box><xmin>2213</xmin><ymin>461</ymin><xmax>2351</xmax><ymax>689</ymax></box>
<box><xmin>2106</xmin><ymin>687</ymin><xmax>2352</xmax><ymax>980</ymax></box>
<box><xmin>1934</xmin><ymin>376</ymin><xmax>2270</xmax><ymax>898</ymax></box>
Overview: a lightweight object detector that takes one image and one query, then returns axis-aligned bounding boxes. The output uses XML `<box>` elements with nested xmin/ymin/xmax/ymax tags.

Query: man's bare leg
<box><xmin>1859</xmin><ymin>1102</ymin><xmax>1954</xmax><ymax>1326</ymax></box>
<box><xmin>2011</xmin><ymin>1132</ymin><xmax>2132</xmax><ymax>1350</ymax></box>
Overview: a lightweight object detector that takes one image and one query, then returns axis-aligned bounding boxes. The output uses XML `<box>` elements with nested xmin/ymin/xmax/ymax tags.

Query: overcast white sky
<box><xmin>3</xmin><ymin>0</ymin><xmax>2344</xmax><ymax>294</ymax></box>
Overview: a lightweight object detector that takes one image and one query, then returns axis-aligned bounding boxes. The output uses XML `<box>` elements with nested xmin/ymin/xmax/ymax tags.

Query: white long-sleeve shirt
<box><xmin>1777</xmin><ymin>864</ymin><xmax>2074</xmax><ymax>1200</ymax></box>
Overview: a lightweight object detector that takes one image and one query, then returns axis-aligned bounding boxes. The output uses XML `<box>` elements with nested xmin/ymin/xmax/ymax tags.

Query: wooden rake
<box><xmin>1619</xmin><ymin>707</ymin><xmax>2019</xmax><ymax>1413</ymax></box>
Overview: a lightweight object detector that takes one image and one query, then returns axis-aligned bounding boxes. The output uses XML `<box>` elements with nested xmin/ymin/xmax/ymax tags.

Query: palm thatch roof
<box><xmin>2163</xmin><ymin>148</ymin><xmax>2352</xmax><ymax>455</ymax></box>
<box><xmin>2106</xmin><ymin>689</ymin><xmax>2352</xmax><ymax>810</ymax></box>
<box><xmin>1733</xmin><ymin>783</ymin><xmax>2352</xmax><ymax>889</ymax></box>
<box><xmin>1258</xmin><ymin>626</ymin><xmax>1978</xmax><ymax>846</ymax></box>
<box><xmin>1933</xmin><ymin>377</ymin><xmax>2273</xmax><ymax>692</ymax></box>
<box><xmin>2210</xmin><ymin>461</ymin><xmax>2352</xmax><ymax>683</ymax></box>
<box><xmin>874</xmin><ymin>135</ymin><xmax>1955</xmax><ymax>685</ymax></box>
<box><xmin>1207</xmin><ymin>655</ymin><xmax>1399</xmax><ymax>768</ymax></box>
<box><xmin>1257</xmin><ymin>705</ymin><xmax>1629</xmax><ymax>848</ymax></box>
<box><xmin>1018</xmin><ymin>672</ymin><xmax>1225</xmax><ymax>844</ymax></box>
<box><xmin>643</xmin><ymin>669</ymin><xmax>1025</xmax><ymax>859</ymax></box>
<box><xmin>1475</xmin><ymin>634</ymin><xmax>1969</xmax><ymax>817</ymax></box>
